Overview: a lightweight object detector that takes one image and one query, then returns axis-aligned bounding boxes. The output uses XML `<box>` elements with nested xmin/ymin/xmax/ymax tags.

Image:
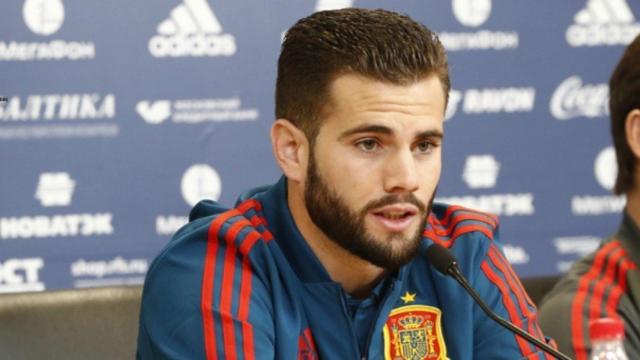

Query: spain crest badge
<box><xmin>382</xmin><ymin>305</ymin><xmax>448</xmax><ymax>360</ymax></box>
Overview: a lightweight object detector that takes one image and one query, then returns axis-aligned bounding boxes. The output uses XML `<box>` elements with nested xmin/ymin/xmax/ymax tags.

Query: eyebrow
<box><xmin>338</xmin><ymin>124</ymin><xmax>444</xmax><ymax>141</ymax></box>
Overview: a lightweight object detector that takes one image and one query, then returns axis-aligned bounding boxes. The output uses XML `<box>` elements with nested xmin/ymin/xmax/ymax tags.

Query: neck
<box><xmin>287</xmin><ymin>181</ymin><xmax>386</xmax><ymax>298</ymax></box>
<box><xmin>626</xmin><ymin>186</ymin><xmax>640</xmax><ymax>227</ymax></box>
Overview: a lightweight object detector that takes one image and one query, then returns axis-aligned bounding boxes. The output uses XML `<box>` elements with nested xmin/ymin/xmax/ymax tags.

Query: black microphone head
<box><xmin>426</xmin><ymin>243</ymin><xmax>458</xmax><ymax>276</ymax></box>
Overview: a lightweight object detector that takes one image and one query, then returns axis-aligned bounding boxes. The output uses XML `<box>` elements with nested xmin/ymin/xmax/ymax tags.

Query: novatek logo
<box><xmin>550</xmin><ymin>76</ymin><xmax>608</xmax><ymax>120</ymax></box>
<box><xmin>462</xmin><ymin>155</ymin><xmax>500</xmax><ymax>189</ymax></box>
<box><xmin>0</xmin><ymin>258</ymin><xmax>45</xmax><ymax>293</ymax></box>
<box><xmin>0</xmin><ymin>0</ymin><xmax>94</xmax><ymax>61</ymax></box>
<box><xmin>567</xmin><ymin>0</ymin><xmax>640</xmax><ymax>47</ymax></box>
<box><xmin>315</xmin><ymin>0</ymin><xmax>353</xmax><ymax>11</ymax></box>
<box><xmin>0</xmin><ymin>213</ymin><xmax>114</xmax><ymax>239</ymax></box>
<box><xmin>149</xmin><ymin>0</ymin><xmax>236</xmax><ymax>58</ymax></box>
<box><xmin>452</xmin><ymin>0</ymin><xmax>491</xmax><ymax>27</ymax></box>
<box><xmin>136</xmin><ymin>100</ymin><xmax>171</xmax><ymax>124</ymax></box>
<box><xmin>35</xmin><ymin>172</ymin><xmax>75</xmax><ymax>207</ymax></box>
<box><xmin>23</xmin><ymin>0</ymin><xmax>64</xmax><ymax>36</ymax></box>
<box><xmin>136</xmin><ymin>97</ymin><xmax>258</xmax><ymax>124</ymax></box>
<box><xmin>594</xmin><ymin>146</ymin><xmax>617</xmax><ymax>190</ymax></box>
<box><xmin>437</xmin><ymin>193</ymin><xmax>535</xmax><ymax>216</ymax></box>
<box><xmin>439</xmin><ymin>0</ymin><xmax>518</xmax><ymax>51</ymax></box>
<box><xmin>181</xmin><ymin>164</ymin><xmax>222</xmax><ymax>206</ymax></box>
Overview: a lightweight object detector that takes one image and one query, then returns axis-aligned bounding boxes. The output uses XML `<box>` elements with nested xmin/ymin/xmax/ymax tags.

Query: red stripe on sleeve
<box><xmin>487</xmin><ymin>247</ymin><xmax>539</xmax><ymax>339</ymax></box>
<box><xmin>570</xmin><ymin>241</ymin><xmax>620</xmax><ymax>360</ymax></box>
<box><xmin>237</xmin><ymin>231</ymin><xmax>261</xmax><ymax>360</ymax></box>
<box><xmin>202</xmin><ymin>209</ymin><xmax>241</xmax><ymax>360</ymax></box>
<box><xmin>588</xmin><ymin>247</ymin><xmax>624</xmax><ymax>321</ymax></box>
<box><xmin>481</xmin><ymin>261</ymin><xmax>536</xmax><ymax>356</ymax></box>
<box><xmin>219</xmin><ymin>219</ymin><xmax>253</xmax><ymax>360</ymax></box>
<box><xmin>605</xmin><ymin>257</ymin><xmax>637</xmax><ymax>318</ymax></box>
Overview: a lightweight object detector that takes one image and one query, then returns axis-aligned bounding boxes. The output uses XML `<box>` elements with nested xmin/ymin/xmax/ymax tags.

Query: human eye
<box><xmin>414</xmin><ymin>140</ymin><xmax>436</xmax><ymax>154</ymax></box>
<box><xmin>355</xmin><ymin>138</ymin><xmax>381</xmax><ymax>152</ymax></box>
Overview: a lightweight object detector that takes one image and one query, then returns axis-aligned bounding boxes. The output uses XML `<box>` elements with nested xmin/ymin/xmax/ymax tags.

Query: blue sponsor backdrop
<box><xmin>1</xmin><ymin>0</ymin><xmax>638</xmax><ymax>292</ymax></box>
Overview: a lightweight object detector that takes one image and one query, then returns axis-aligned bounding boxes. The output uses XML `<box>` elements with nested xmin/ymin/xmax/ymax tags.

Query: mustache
<box><xmin>361</xmin><ymin>193</ymin><xmax>427</xmax><ymax>214</ymax></box>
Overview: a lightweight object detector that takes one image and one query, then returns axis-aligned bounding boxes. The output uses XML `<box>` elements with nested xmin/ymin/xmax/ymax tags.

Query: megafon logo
<box><xmin>452</xmin><ymin>0</ymin><xmax>492</xmax><ymax>27</ymax></box>
<box><xmin>0</xmin><ymin>0</ymin><xmax>94</xmax><ymax>61</ymax></box>
<box><xmin>594</xmin><ymin>146</ymin><xmax>617</xmax><ymax>191</ymax></box>
<box><xmin>149</xmin><ymin>0</ymin><xmax>236</xmax><ymax>58</ymax></box>
<box><xmin>0</xmin><ymin>258</ymin><xmax>45</xmax><ymax>293</ymax></box>
<box><xmin>23</xmin><ymin>0</ymin><xmax>65</xmax><ymax>36</ymax></box>
<box><xmin>136</xmin><ymin>100</ymin><xmax>171</xmax><ymax>124</ymax></box>
<box><xmin>181</xmin><ymin>164</ymin><xmax>222</xmax><ymax>206</ymax></box>
<box><xmin>462</xmin><ymin>155</ymin><xmax>500</xmax><ymax>189</ymax></box>
<box><xmin>315</xmin><ymin>0</ymin><xmax>353</xmax><ymax>11</ymax></box>
<box><xmin>567</xmin><ymin>0</ymin><xmax>640</xmax><ymax>47</ymax></box>
<box><xmin>35</xmin><ymin>172</ymin><xmax>75</xmax><ymax>207</ymax></box>
<box><xmin>440</xmin><ymin>0</ymin><xmax>517</xmax><ymax>51</ymax></box>
<box><xmin>550</xmin><ymin>76</ymin><xmax>608</xmax><ymax>120</ymax></box>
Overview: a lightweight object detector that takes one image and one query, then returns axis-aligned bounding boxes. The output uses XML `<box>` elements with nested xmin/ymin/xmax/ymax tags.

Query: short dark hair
<box><xmin>276</xmin><ymin>8</ymin><xmax>450</xmax><ymax>142</ymax></box>
<box><xmin>610</xmin><ymin>34</ymin><xmax>640</xmax><ymax>195</ymax></box>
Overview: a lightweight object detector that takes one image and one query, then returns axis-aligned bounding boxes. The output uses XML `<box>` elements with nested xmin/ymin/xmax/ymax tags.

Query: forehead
<box><xmin>320</xmin><ymin>73</ymin><xmax>446</xmax><ymax>134</ymax></box>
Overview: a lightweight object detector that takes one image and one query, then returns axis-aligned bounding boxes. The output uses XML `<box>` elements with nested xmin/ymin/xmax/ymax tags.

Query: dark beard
<box><xmin>303</xmin><ymin>152</ymin><xmax>435</xmax><ymax>270</ymax></box>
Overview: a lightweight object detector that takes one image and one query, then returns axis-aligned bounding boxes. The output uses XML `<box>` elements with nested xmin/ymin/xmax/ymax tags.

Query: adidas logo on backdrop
<box><xmin>149</xmin><ymin>0</ymin><xmax>236</xmax><ymax>57</ymax></box>
<box><xmin>566</xmin><ymin>0</ymin><xmax>640</xmax><ymax>46</ymax></box>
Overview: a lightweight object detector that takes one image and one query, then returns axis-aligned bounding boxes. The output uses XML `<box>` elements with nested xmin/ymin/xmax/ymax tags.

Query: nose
<box><xmin>383</xmin><ymin>148</ymin><xmax>419</xmax><ymax>194</ymax></box>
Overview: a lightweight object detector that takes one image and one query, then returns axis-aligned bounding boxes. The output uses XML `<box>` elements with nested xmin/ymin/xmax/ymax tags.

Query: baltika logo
<box><xmin>23</xmin><ymin>0</ymin><xmax>65</xmax><ymax>36</ymax></box>
<box><xmin>594</xmin><ymin>146</ymin><xmax>617</xmax><ymax>191</ymax></box>
<box><xmin>0</xmin><ymin>0</ymin><xmax>94</xmax><ymax>61</ymax></box>
<box><xmin>315</xmin><ymin>0</ymin><xmax>353</xmax><ymax>11</ymax></box>
<box><xmin>452</xmin><ymin>0</ymin><xmax>491</xmax><ymax>27</ymax></box>
<box><xmin>35</xmin><ymin>172</ymin><xmax>75</xmax><ymax>207</ymax></box>
<box><xmin>181</xmin><ymin>164</ymin><xmax>222</xmax><ymax>206</ymax></box>
<box><xmin>136</xmin><ymin>100</ymin><xmax>171</xmax><ymax>124</ymax></box>
<box><xmin>149</xmin><ymin>0</ymin><xmax>236</xmax><ymax>58</ymax></box>
<box><xmin>439</xmin><ymin>0</ymin><xmax>518</xmax><ymax>51</ymax></box>
<box><xmin>567</xmin><ymin>0</ymin><xmax>640</xmax><ymax>47</ymax></box>
<box><xmin>462</xmin><ymin>155</ymin><xmax>500</xmax><ymax>189</ymax></box>
<box><xmin>550</xmin><ymin>76</ymin><xmax>608</xmax><ymax>120</ymax></box>
<box><xmin>0</xmin><ymin>258</ymin><xmax>45</xmax><ymax>293</ymax></box>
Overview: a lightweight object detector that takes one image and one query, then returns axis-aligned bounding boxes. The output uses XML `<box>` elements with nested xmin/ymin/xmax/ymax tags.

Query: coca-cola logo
<box><xmin>550</xmin><ymin>76</ymin><xmax>609</xmax><ymax>120</ymax></box>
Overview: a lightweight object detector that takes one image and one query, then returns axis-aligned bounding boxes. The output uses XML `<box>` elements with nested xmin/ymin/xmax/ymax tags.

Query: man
<box><xmin>138</xmin><ymin>8</ymin><xmax>552</xmax><ymax>359</ymax></box>
<box><xmin>539</xmin><ymin>35</ymin><xmax>640</xmax><ymax>360</ymax></box>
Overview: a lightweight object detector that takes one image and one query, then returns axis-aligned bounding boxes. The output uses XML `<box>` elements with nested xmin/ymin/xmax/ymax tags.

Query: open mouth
<box><xmin>370</xmin><ymin>205</ymin><xmax>419</xmax><ymax>232</ymax></box>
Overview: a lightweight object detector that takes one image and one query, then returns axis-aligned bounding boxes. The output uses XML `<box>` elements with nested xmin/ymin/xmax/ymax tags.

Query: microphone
<box><xmin>426</xmin><ymin>243</ymin><xmax>571</xmax><ymax>360</ymax></box>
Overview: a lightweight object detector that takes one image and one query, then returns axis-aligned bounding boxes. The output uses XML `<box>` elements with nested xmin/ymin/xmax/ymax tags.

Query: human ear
<box><xmin>625</xmin><ymin>109</ymin><xmax>640</xmax><ymax>160</ymax></box>
<box><xmin>270</xmin><ymin>119</ymin><xmax>309</xmax><ymax>183</ymax></box>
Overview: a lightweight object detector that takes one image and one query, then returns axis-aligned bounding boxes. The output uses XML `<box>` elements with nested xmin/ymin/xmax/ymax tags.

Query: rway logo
<box><xmin>567</xmin><ymin>0</ymin><xmax>640</xmax><ymax>47</ymax></box>
<box><xmin>23</xmin><ymin>0</ymin><xmax>64</xmax><ymax>36</ymax></box>
<box><xmin>181</xmin><ymin>164</ymin><xmax>222</xmax><ymax>206</ymax></box>
<box><xmin>550</xmin><ymin>76</ymin><xmax>608</xmax><ymax>120</ymax></box>
<box><xmin>35</xmin><ymin>172</ymin><xmax>75</xmax><ymax>207</ymax></box>
<box><xmin>71</xmin><ymin>257</ymin><xmax>148</xmax><ymax>288</ymax></box>
<box><xmin>315</xmin><ymin>0</ymin><xmax>353</xmax><ymax>11</ymax></box>
<box><xmin>149</xmin><ymin>0</ymin><xmax>236</xmax><ymax>58</ymax></box>
<box><xmin>0</xmin><ymin>0</ymin><xmax>95</xmax><ymax>61</ymax></box>
<box><xmin>439</xmin><ymin>0</ymin><xmax>518</xmax><ymax>51</ymax></box>
<box><xmin>444</xmin><ymin>87</ymin><xmax>535</xmax><ymax>120</ymax></box>
<box><xmin>0</xmin><ymin>258</ymin><xmax>45</xmax><ymax>293</ymax></box>
<box><xmin>136</xmin><ymin>97</ymin><xmax>258</xmax><ymax>124</ymax></box>
<box><xmin>463</xmin><ymin>155</ymin><xmax>500</xmax><ymax>189</ymax></box>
